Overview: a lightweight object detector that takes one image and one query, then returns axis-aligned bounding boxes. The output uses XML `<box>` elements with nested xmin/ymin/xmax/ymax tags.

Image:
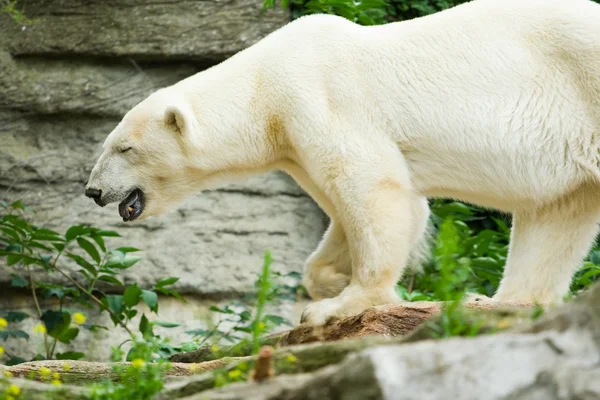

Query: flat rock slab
<box><xmin>171</xmin><ymin>300</ymin><xmax>532</xmax><ymax>363</ymax></box>
<box><xmin>0</xmin><ymin>358</ymin><xmax>243</xmax><ymax>385</ymax></box>
<box><xmin>277</xmin><ymin>303</ymin><xmax>441</xmax><ymax>346</ymax></box>
<box><xmin>189</xmin><ymin>329</ymin><xmax>600</xmax><ymax>400</ymax></box>
<box><xmin>0</xmin><ymin>0</ymin><xmax>289</xmax><ymax>61</ymax></box>
<box><xmin>278</xmin><ymin>298</ymin><xmax>533</xmax><ymax>346</ymax></box>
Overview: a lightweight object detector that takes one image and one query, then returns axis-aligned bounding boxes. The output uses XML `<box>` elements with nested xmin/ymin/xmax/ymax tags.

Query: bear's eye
<box><xmin>120</xmin><ymin>147</ymin><xmax>133</xmax><ymax>153</ymax></box>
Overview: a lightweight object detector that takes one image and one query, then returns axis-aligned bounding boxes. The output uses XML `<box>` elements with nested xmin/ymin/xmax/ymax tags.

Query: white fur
<box><xmin>87</xmin><ymin>0</ymin><xmax>600</xmax><ymax>325</ymax></box>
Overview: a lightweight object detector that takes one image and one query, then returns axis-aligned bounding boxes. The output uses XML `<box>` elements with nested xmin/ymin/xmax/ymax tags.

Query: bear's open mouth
<box><xmin>118</xmin><ymin>188</ymin><xmax>144</xmax><ymax>222</ymax></box>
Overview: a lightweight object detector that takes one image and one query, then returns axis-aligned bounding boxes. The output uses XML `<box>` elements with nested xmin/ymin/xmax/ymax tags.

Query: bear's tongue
<box><xmin>119</xmin><ymin>189</ymin><xmax>144</xmax><ymax>222</ymax></box>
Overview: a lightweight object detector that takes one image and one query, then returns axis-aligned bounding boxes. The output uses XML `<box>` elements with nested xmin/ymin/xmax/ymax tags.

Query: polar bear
<box><xmin>86</xmin><ymin>0</ymin><xmax>600</xmax><ymax>325</ymax></box>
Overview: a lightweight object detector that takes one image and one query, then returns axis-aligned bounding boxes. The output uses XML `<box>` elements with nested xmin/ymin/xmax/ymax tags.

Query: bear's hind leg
<box><xmin>494</xmin><ymin>183</ymin><xmax>600</xmax><ymax>304</ymax></box>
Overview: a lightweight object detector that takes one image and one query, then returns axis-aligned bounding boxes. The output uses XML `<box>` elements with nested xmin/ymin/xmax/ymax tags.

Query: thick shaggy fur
<box><xmin>87</xmin><ymin>0</ymin><xmax>600</xmax><ymax>325</ymax></box>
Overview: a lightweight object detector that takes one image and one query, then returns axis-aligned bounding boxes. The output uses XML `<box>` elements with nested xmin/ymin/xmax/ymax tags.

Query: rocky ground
<box><xmin>3</xmin><ymin>283</ymin><xmax>600</xmax><ymax>399</ymax></box>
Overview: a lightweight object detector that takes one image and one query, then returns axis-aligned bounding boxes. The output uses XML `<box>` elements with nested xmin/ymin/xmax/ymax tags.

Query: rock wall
<box><xmin>0</xmin><ymin>0</ymin><xmax>324</xmax><ymax>359</ymax></box>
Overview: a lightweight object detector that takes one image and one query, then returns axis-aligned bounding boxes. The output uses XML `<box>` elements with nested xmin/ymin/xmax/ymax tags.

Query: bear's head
<box><xmin>85</xmin><ymin>89</ymin><xmax>208</xmax><ymax>222</ymax></box>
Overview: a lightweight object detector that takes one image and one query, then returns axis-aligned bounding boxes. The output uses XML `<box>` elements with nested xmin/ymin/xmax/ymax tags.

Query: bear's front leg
<box><xmin>299</xmin><ymin>141</ymin><xmax>415</xmax><ymax>325</ymax></box>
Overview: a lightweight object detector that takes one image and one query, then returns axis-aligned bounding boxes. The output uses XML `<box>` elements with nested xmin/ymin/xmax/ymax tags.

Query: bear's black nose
<box><xmin>85</xmin><ymin>187</ymin><xmax>102</xmax><ymax>200</ymax></box>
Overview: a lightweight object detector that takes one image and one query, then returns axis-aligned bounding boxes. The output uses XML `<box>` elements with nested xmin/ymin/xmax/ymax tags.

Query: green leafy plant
<box><xmin>399</xmin><ymin>200</ymin><xmax>510</xmax><ymax>301</ymax></box>
<box><xmin>385</xmin><ymin>0</ymin><xmax>467</xmax><ymax>21</ymax></box>
<box><xmin>205</xmin><ymin>251</ymin><xmax>302</xmax><ymax>387</ymax></box>
<box><xmin>1</xmin><ymin>0</ymin><xmax>35</xmax><ymax>25</ymax></box>
<box><xmin>571</xmin><ymin>247</ymin><xmax>600</xmax><ymax>295</ymax></box>
<box><xmin>264</xmin><ymin>0</ymin><xmax>391</xmax><ymax>25</ymax></box>
<box><xmin>184</xmin><ymin>252</ymin><xmax>300</xmax><ymax>358</ymax></box>
<box><xmin>0</xmin><ymin>200</ymin><xmax>182</xmax><ymax>365</ymax></box>
<box><xmin>263</xmin><ymin>0</ymin><xmax>471</xmax><ymax>25</ymax></box>
<box><xmin>425</xmin><ymin>217</ymin><xmax>484</xmax><ymax>338</ymax></box>
<box><xmin>399</xmin><ymin>199</ymin><xmax>600</xmax><ymax>302</ymax></box>
<box><xmin>88</xmin><ymin>339</ymin><xmax>169</xmax><ymax>400</ymax></box>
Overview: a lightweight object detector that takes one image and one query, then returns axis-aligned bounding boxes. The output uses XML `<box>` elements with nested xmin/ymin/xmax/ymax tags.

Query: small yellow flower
<box><xmin>72</xmin><ymin>312</ymin><xmax>87</xmax><ymax>325</ymax></box>
<box><xmin>51</xmin><ymin>379</ymin><xmax>62</xmax><ymax>386</ymax></box>
<box><xmin>227</xmin><ymin>369</ymin><xmax>241</xmax><ymax>379</ymax></box>
<box><xmin>7</xmin><ymin>384</ymin><xmax>21</xmax><ymax>395</ymax></box>
<box><xmin>39</xmin><ymin>367</ymin><xmax>52</xmax><ymax>377</ymax></box>
<box><xmin>131</xmin><ymin>358</ymin><xmax>145</xmax><ymax>369</ymax></box>
<box><xmin>0</xmin><ymin>317</ymin><xmax>7</xmax><ymax>331</ymax></box>
<box><xmin>34</xmin><ymin>324</ymin><xmax>47</xmax><ymax>334</ymax></box>
<box><xmin>497</xmin><ymin>318</ymin><xmax>512</xmax><ymax>330</ymax></box>
<box><xmin>286</xmin><ymin>354</ymin><xmax>297</xmax><ymax>363</ymax></box>
<box><xmin>4</xmin><ymin>371</ymin><xmax>13</xmax><ymax>378</ymax></box>
<box><xmin>258</xmin><ymin>322</ymin><xmax>266</xmax><ymax>330</ymax></box>
<box><xmin>52</xmin><ymin>372</ymin><xmax>61</xmax><ymax>380</ymax></box>
<box><xmin>62</xmin><ymin>363</ymin><xmax>71</xmax><ymax>371</ymax></box>
<box><xmin>0</xmin><ymin>345</ymin><xmax>4</xmax><ymax>356</ymax></box>
<box><xmin>211</xmin><ymin>344</ymin><xmax>219</xmax><ymax>353</ymax></box>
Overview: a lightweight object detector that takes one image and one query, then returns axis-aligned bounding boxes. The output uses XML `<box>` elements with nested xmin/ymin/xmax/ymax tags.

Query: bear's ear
<box><xmin>164</xmin><ymin>105</ymin><xmax>187</xmax><ymax>135</ymax></box>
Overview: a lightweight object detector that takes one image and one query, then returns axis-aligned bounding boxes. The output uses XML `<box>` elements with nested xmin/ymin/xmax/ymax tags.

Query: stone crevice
<box><xmin>215</xmin><ymin>188</ymin><xmax>309</xmax><ymax>199</ymax></box>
